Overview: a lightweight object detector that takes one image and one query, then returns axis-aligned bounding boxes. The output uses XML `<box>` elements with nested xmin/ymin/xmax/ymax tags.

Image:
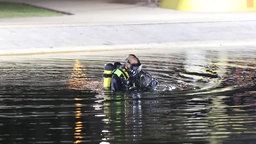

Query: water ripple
<box><xmin>0</xmin><ymin>48</ymin><xmax>256</xmax><ymax>143</ymax></box>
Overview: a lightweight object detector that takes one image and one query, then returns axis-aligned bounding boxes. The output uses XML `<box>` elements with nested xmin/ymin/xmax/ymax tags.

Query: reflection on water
<box><xmin>0</xmin><ymin>48</ymin><xmax>256</xmax><ymax>144</ymax></box>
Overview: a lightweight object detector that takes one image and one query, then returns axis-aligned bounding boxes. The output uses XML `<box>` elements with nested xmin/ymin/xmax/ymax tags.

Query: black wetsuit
<box><xmin>111</xmin><ymin>69</ymin><xmax>158</xmax><ymax>92</ymax></box>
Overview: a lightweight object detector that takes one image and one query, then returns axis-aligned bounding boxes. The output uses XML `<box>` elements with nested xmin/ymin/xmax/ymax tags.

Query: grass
<box><xmin>0</xmin><ymin>2</ymin><xmax>63</xmax><ymax>18</ymax></box>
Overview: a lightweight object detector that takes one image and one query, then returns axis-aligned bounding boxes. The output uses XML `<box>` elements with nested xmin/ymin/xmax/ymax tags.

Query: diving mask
<box><xmin>127</xmin><ymin>60</ymin><xmax>142</xmax><ymax>77</ymax></box>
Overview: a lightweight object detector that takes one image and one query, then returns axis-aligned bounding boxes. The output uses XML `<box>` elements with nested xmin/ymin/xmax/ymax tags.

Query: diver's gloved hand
<box><xmin>139</xmin><ymin>71</ymin><xmax>158</xmax><ymax>90</ymax></box>
<box><xmin>149</xmin><ymin>78</ymin><xmax>158</xmax><ymax>89</ymax></box>
<box><xmin>124</xmin><ymin>77</ymin><xmax>133</xmax><ymax>90</ymax></box>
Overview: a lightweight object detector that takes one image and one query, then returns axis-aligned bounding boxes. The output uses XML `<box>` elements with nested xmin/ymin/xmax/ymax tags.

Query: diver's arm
<box><xmin>148</xmin><ymin>77</ymin><xmax>158</xmax><ymax>89</ymax></box>
<box><xmin>138</xmin><ymin>70</ymin><xmax>158</xmax><ymax>90</ymax></box>
<box><xmin>111</xmin><ymin>74</ymin><xmax>133</xmax><ymax>91</ymax></box>
<box><xmin>111</xmin><ymin>74</ymin><xmax>122</xmax><ymax>91</ymax></box>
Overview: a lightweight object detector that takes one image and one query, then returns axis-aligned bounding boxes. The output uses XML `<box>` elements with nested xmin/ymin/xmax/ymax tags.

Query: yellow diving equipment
<box><xmin>103</xmin><ymin>63</ymin><xmax>115</xmax><ymax>89</ymax></box>
<box><xmin>113</xmin><ymin>68</ymin><xmax>129</xmax><ymax>80</ymax></box>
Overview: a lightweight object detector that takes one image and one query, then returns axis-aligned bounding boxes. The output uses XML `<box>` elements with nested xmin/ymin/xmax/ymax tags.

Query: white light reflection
<box><xmin>99</xmin><ymin>130</ymin><xmax>111</xmax><ymax>144</ymax></box>
<box><xmin>95</xmin><ymin>114</ymin><xmax>106</xmax><ymax>117</ymax></box>
<box><xmin>100</xmin><ymin>141</ymin><xmax>110</xmax><ymax>144</ymax></box>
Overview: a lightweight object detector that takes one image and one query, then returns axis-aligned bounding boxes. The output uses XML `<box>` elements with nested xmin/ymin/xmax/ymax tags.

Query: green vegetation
<box><xmin>0</xmin><ymin>2</ymin><xmax>62</xmax><ymax>18</ymax></box>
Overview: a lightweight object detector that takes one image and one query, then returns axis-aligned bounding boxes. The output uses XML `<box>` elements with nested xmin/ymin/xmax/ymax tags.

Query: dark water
<box><xmin>1</xmin><ymin>48</ymin><xmax>256</xmax><ymax>144</ymax></box>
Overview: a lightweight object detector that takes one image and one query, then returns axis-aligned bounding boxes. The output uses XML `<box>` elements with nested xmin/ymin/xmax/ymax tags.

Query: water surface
<box><xmin>0</xmin><ymin>47</ymin><xmax>256</xmax><ymax>144</ymax></box>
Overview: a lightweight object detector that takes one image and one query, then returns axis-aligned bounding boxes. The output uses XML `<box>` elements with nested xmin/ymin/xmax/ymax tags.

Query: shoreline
<box><xmin>1</xmin><ymin>40</ymin><xmax>256</xmax><ymax>56</ymax></box>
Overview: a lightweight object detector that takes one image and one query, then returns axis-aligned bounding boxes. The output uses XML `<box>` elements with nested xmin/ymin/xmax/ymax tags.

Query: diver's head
<box><xmin>125</xmin><ymin>54</ymin><xmax>142</xmax><ymax>77</ymax></box>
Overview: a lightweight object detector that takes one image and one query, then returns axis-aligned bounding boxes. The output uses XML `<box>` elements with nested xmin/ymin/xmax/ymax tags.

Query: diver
<box><xmin>103</xmin><ymin>54</ymin><xmax>158</xmax><ymax>91</ymax></box>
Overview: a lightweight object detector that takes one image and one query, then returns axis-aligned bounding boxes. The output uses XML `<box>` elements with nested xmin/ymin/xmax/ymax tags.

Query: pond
<box><xmin>0</xmin><ymin>47</ymin><xmax>256</xmax><ymax>144</ymax></box>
